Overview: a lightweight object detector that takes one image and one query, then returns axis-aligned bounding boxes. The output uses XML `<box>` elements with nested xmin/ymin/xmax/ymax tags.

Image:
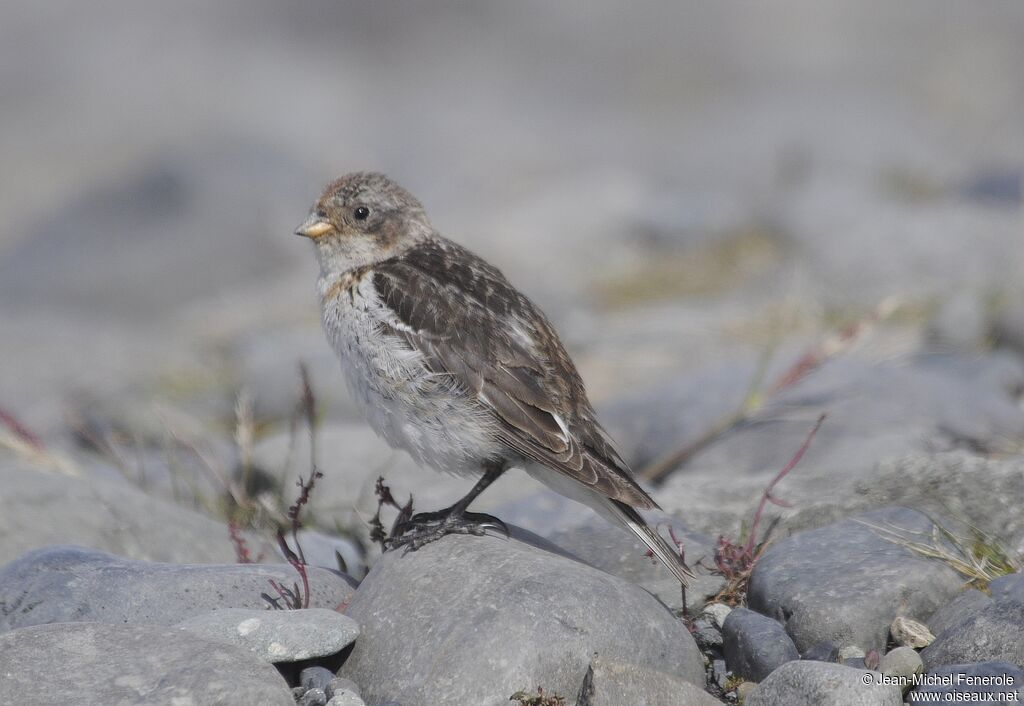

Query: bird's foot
<box><xmin>387</xmin><ymin>510</ymin><xmax>509</xmax><ymax>553</ymax></box>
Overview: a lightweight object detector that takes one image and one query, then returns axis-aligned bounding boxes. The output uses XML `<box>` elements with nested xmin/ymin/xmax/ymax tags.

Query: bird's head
<box><xmin>296</xmin><ymin>172</ymin><xmax>430</xmax><ymax>272</ymax></box>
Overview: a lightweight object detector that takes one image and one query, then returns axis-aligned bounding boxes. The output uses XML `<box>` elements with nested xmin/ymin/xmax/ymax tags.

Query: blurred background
<box><xmin>2</xmin><ymin>2</ymin><xmax>1023</xmax><ymax>568</ymax></box>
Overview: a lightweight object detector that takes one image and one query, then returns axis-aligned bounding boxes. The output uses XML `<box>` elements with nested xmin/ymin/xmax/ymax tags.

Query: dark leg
<box><xmin>388</xmin><ymin>461</ymin><xmax>509</xmax><ymax>551</ymax></box>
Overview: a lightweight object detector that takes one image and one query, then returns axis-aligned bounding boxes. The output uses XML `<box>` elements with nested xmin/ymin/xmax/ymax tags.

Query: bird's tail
<box><xmin>603</xmin><ymin>498</ymin><xmax>695</xmax><ymax>587</ymax></box>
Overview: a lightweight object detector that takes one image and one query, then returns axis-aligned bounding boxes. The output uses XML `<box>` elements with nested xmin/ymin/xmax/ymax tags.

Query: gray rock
<box><xmin>921</xmin><ymin>601</ymin><xmax>1024</xmax><ymax>669</ymax></box>
<box><xmin>890</xmin><ymin>616</ymin><xmax>935</xmax><ymax>648</ymax></box>
<box><xmin>0</xmin><ymin>464</ymin><xmax>244</xmax><ymax>565</ymax></box>
<box><xmin>340</xmin><ymin>533</ymin><xmax>704</xmax><ymax>706</ymax></box>
<box><xmin>692</xmin><ymin>617</ymin><xmax>723</xmax><ymax>650</ymax></box>
<box><xmin>852</xmin><ymin>452</ymin><xmax>1024</xmax><ymax>552</ymax></box>
<box><xmin>747</xmin><ymin>507</ymin><xmax>963</xmax><ymax>652</ymax></box>
<box><xmin>487</xmin><ymin>489</ymin><xmax>721</xmax><ymax>613</ymax></box>
<box><xmin>301</xmin><ymin>666</ymin><xmax>338</xmax><ymax>694</ymax></box>
<box><xmin>839</xmin><ymin>646</ymin><xmax>867</xmax><ymax>661</ymax></box>
<box><xmin>802</xmin><ymin>640</ymin><xmax>839</xmax><ymax>663</ymax></box>
<box><xmin>483</xmin><ymin>485</ymin><xmax>595</xmax><ymax>539</ymax></box>
<box><xmin>330</xmin><ymin>677</ymin><xmax>363</xmax><ymax>699</ymax></box>
<box><xmin>735</xmin><ymin>681</ymin><xmax>758</xmax><ymax>702</ymax></box>
<box><xmin>909</xmin><ymin>661</ymin><xmax>1024</xmax><ymax>703</ymax></box>
<box><xmin>656</xmin><ymin>355</ymin><xmax>1024</xmax><ymax>541</ymax></box>
<box><xmin>744</xmin><ymin>661</ymin><xmax>902</xmax><ymax>706</ymax></box>
<box><xmin>176</xmin><ymin>607</ymin><xmax>359</xmax><ymax>662</ymax></box>
<box><xmin>711</xmin><ymin>658</ymin><xmax>729</xmax><ymax>690</ymax></box>
<box><xmin>299</xmin><ymin>688</ymin><xmax>329</xmax><ymax>706</ymax></box>
<box><xmin>545</xmin><ymin>512</ymin><xmax>723</xmax><ymax>613</ymax></box>
<box><xmin>327</xmin><ymin>694</ymin><xmax>368</xmax><ymax>706</ymax></box>
<box><xmin>580</xmin><ymin>657</ymin><xmax>724</xmax><ymax>706</ymax></box>
<box><xmin>599</xmin><ymin>355</ymin><xmax>771</xmax><ymax>470</ymax></box>
<box><xmin>879</xmin><ymin>646</ymin><xmax>923</xmax><ymax>686</ymax></box>
<box><xmin>989</xmin><ymin>573</ymin><xmax>1024</xmax><ymax>605</ymax></box>
<box><xmin>723</xmin><ymin>607</ymin><xmax>800</xmax><ymax>682</ymax></box>
<box><xmin>928</xmin><ymin>590</ymin><xmax>993</xmax><ymax>637</ymax></box>
<box><xmin>0</xmin><ymin>546</ymin><xmax>356</xmax><ymax>631</ymax></box>
<box><xmin>0</xmin><ymin>621</ymin><xmax>293</xmax><ymax>704</ymax></box>
<box><xmin>702</xmin><ymin>602</ymin><xmax>733</xmax><ymax>628</ymax></box>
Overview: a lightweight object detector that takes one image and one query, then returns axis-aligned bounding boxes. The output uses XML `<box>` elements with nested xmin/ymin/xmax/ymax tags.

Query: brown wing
<box><xmin>371</xmin><ymin>237</ymin><xmax>655</xmax><ymax>509</ymax></box>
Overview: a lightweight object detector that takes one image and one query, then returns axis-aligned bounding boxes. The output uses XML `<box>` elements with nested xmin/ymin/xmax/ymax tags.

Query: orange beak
<box><xmin>295</xmin><ymin>213</ymin><xmax>334</xmax><ymax>239</ymax></box>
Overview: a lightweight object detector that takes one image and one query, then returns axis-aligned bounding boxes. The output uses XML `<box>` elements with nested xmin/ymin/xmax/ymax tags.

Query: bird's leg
<box><xmin>388</xmin><ymin>461</ymin><xmax>508</xmax><ymax>551</ymax></box>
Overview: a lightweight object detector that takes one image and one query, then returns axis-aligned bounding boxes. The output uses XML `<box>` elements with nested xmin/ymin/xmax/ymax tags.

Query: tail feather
<box><xmin>605</xmin><ymin>498</ymin><xmax>694</xmax><ymax>587</ymax></box>
<box><xmin>523</xmin><ymin>464</ymin><xmax>694</xmax><ymax>586</ymax></box>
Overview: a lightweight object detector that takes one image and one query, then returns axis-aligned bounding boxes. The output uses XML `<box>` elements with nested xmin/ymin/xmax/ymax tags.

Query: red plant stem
<box><xmin>295</xmin><ymin>560</ymin><xmax>311</xmax><ymax>609</ymax></box>
<box><xmin>742</xmin><ymin>413</ymin><xmax>826</xmax><ymax>557</ymax></box>
<box><xmin>267</xmin><ymin>579</ymin><xmax>294</xmax><ymax>608</ymax></box>
<box><xmin>288</xmin><ymin>470</ymin><xmax>322</xmax><ymax>566</ymax></box>
<box><xmin>0</xmin><ymin>408</ymin><xmax>44</xmax><ymax>451</ymax></box>
<box><xmin>228</xmin><ymin>521</ymin><xmax>253</xmax><ymax>564</ymax></box>
<box><xmin>277</xmin><ymin>530</ymin><xmax>311</xmax><ymax>609</ymax></box>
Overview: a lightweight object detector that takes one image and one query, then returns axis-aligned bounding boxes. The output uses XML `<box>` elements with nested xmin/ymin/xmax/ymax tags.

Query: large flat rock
<box><xmin>176</xmin><ymin>607</ymin><xmax>360</xmax><ymax>663</ymax></box>
<box><xmin>0</xmin><ymin>546</ymin><xmax>356</xmax><ymax>632</ymax></box>
<box><xmin>656</xmin><ymin>355</ymin><xmax>1024</xmax><ymax>539</ymax></box>
<box><xmin>921</xmin><ymin>601</ymin><xmax>1024</xmax><ymax>670</ymax></box>
<box><xmin>745</xmin><ymin>660</ymin><xmax>902</xmax><ymax>706</ymax></box>
<box><xmin>0</xmin><ymin>463</ymin><xmax>241</xmax><ymax>565</ymax></box>
<box><xmin>0</xmin><ymin>621</ymin><xmax>294</xmax><ymax>705</ymax></box>
<box><xmin>340</xmin><ymin>533</ymin><xmax>704</xmax><ymax>706</ymax></box>
<box><xmin>747</xmin><ymin>507</ymin><xmax>963</xmax><ymax>653</ymax></box>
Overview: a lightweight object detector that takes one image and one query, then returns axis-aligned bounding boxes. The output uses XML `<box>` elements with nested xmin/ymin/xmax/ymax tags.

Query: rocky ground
<box><xmin>2</xmin><ymin>2</ymin><xmax>1024</xmax><ymax>705</ymax></box>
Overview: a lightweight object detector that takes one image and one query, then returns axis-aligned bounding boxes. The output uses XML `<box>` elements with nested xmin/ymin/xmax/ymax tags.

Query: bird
<box><xmin>295</xmin><ymin>172</ymin><xmax>692</xmax><ymax>586</ymax></box>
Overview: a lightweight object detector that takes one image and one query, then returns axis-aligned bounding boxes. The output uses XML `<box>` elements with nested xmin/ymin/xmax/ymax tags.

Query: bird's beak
<box><xmin>295</xmin><ymin>214</ymin><xmax>334</xmax><ymax>239</ymax></box>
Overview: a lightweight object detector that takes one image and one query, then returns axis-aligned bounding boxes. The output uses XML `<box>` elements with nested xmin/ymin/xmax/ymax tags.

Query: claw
<box><xmin>462</xmin><ymin>511</ymin><xmax>509</xmax><ymax>539</ymax></box>
<box><xmin>385</xmin><ymin>509</ymin><xmax>509</xmax><ymax>553</ymax></box>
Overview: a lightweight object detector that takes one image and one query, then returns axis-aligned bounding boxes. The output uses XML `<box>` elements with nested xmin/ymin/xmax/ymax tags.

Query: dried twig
<box><xmin>369</xmin><ymin>477</ymin><xmax>414</xmax><ymax>550</ymax></box>
<box><xmin>222</xmin><ymin>364</ymin><xmax>326</xmax><ymax>609</ymax></box>
<box><xmin>265</xmin><ymin>364</ymin><xmax>324</xmax><ymax>609</ymax></box>
<box><xmin>767</xmin><ymin>298</ymin><xmax>898</xmax><ymax>394</ymax></box>
<box><xmin>509</xmin><ymin>687</ymin><xmax>566</xmax><ymax>706</ymax></box>
<box><xmin>640</xmin><ymin>298</ymin><xmax>896</xmax><ymax>483</ymax></box>
<box><xmin>234</xmin><ymin>389</ymin><xmax>256</xmax><ymax>502</ymax></box>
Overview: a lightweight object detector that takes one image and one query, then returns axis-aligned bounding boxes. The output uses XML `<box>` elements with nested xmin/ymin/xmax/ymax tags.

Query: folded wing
<box><xmin>371</xmin><ymin>239</ymin><xmax>655</xmax><ymax>509</ymax></box>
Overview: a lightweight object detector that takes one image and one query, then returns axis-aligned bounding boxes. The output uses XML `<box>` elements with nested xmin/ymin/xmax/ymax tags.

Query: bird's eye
<box><xmin>353</xmin><ymin>206</ymin><xmax>370</xmax><ymax>221</ymax></box>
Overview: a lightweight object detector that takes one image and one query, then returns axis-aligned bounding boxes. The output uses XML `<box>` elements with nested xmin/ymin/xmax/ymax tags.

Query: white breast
<box><xmin>319</xmin><ymin>273</ymin><xmax>503</xmax><ymax>477</ymax></box>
